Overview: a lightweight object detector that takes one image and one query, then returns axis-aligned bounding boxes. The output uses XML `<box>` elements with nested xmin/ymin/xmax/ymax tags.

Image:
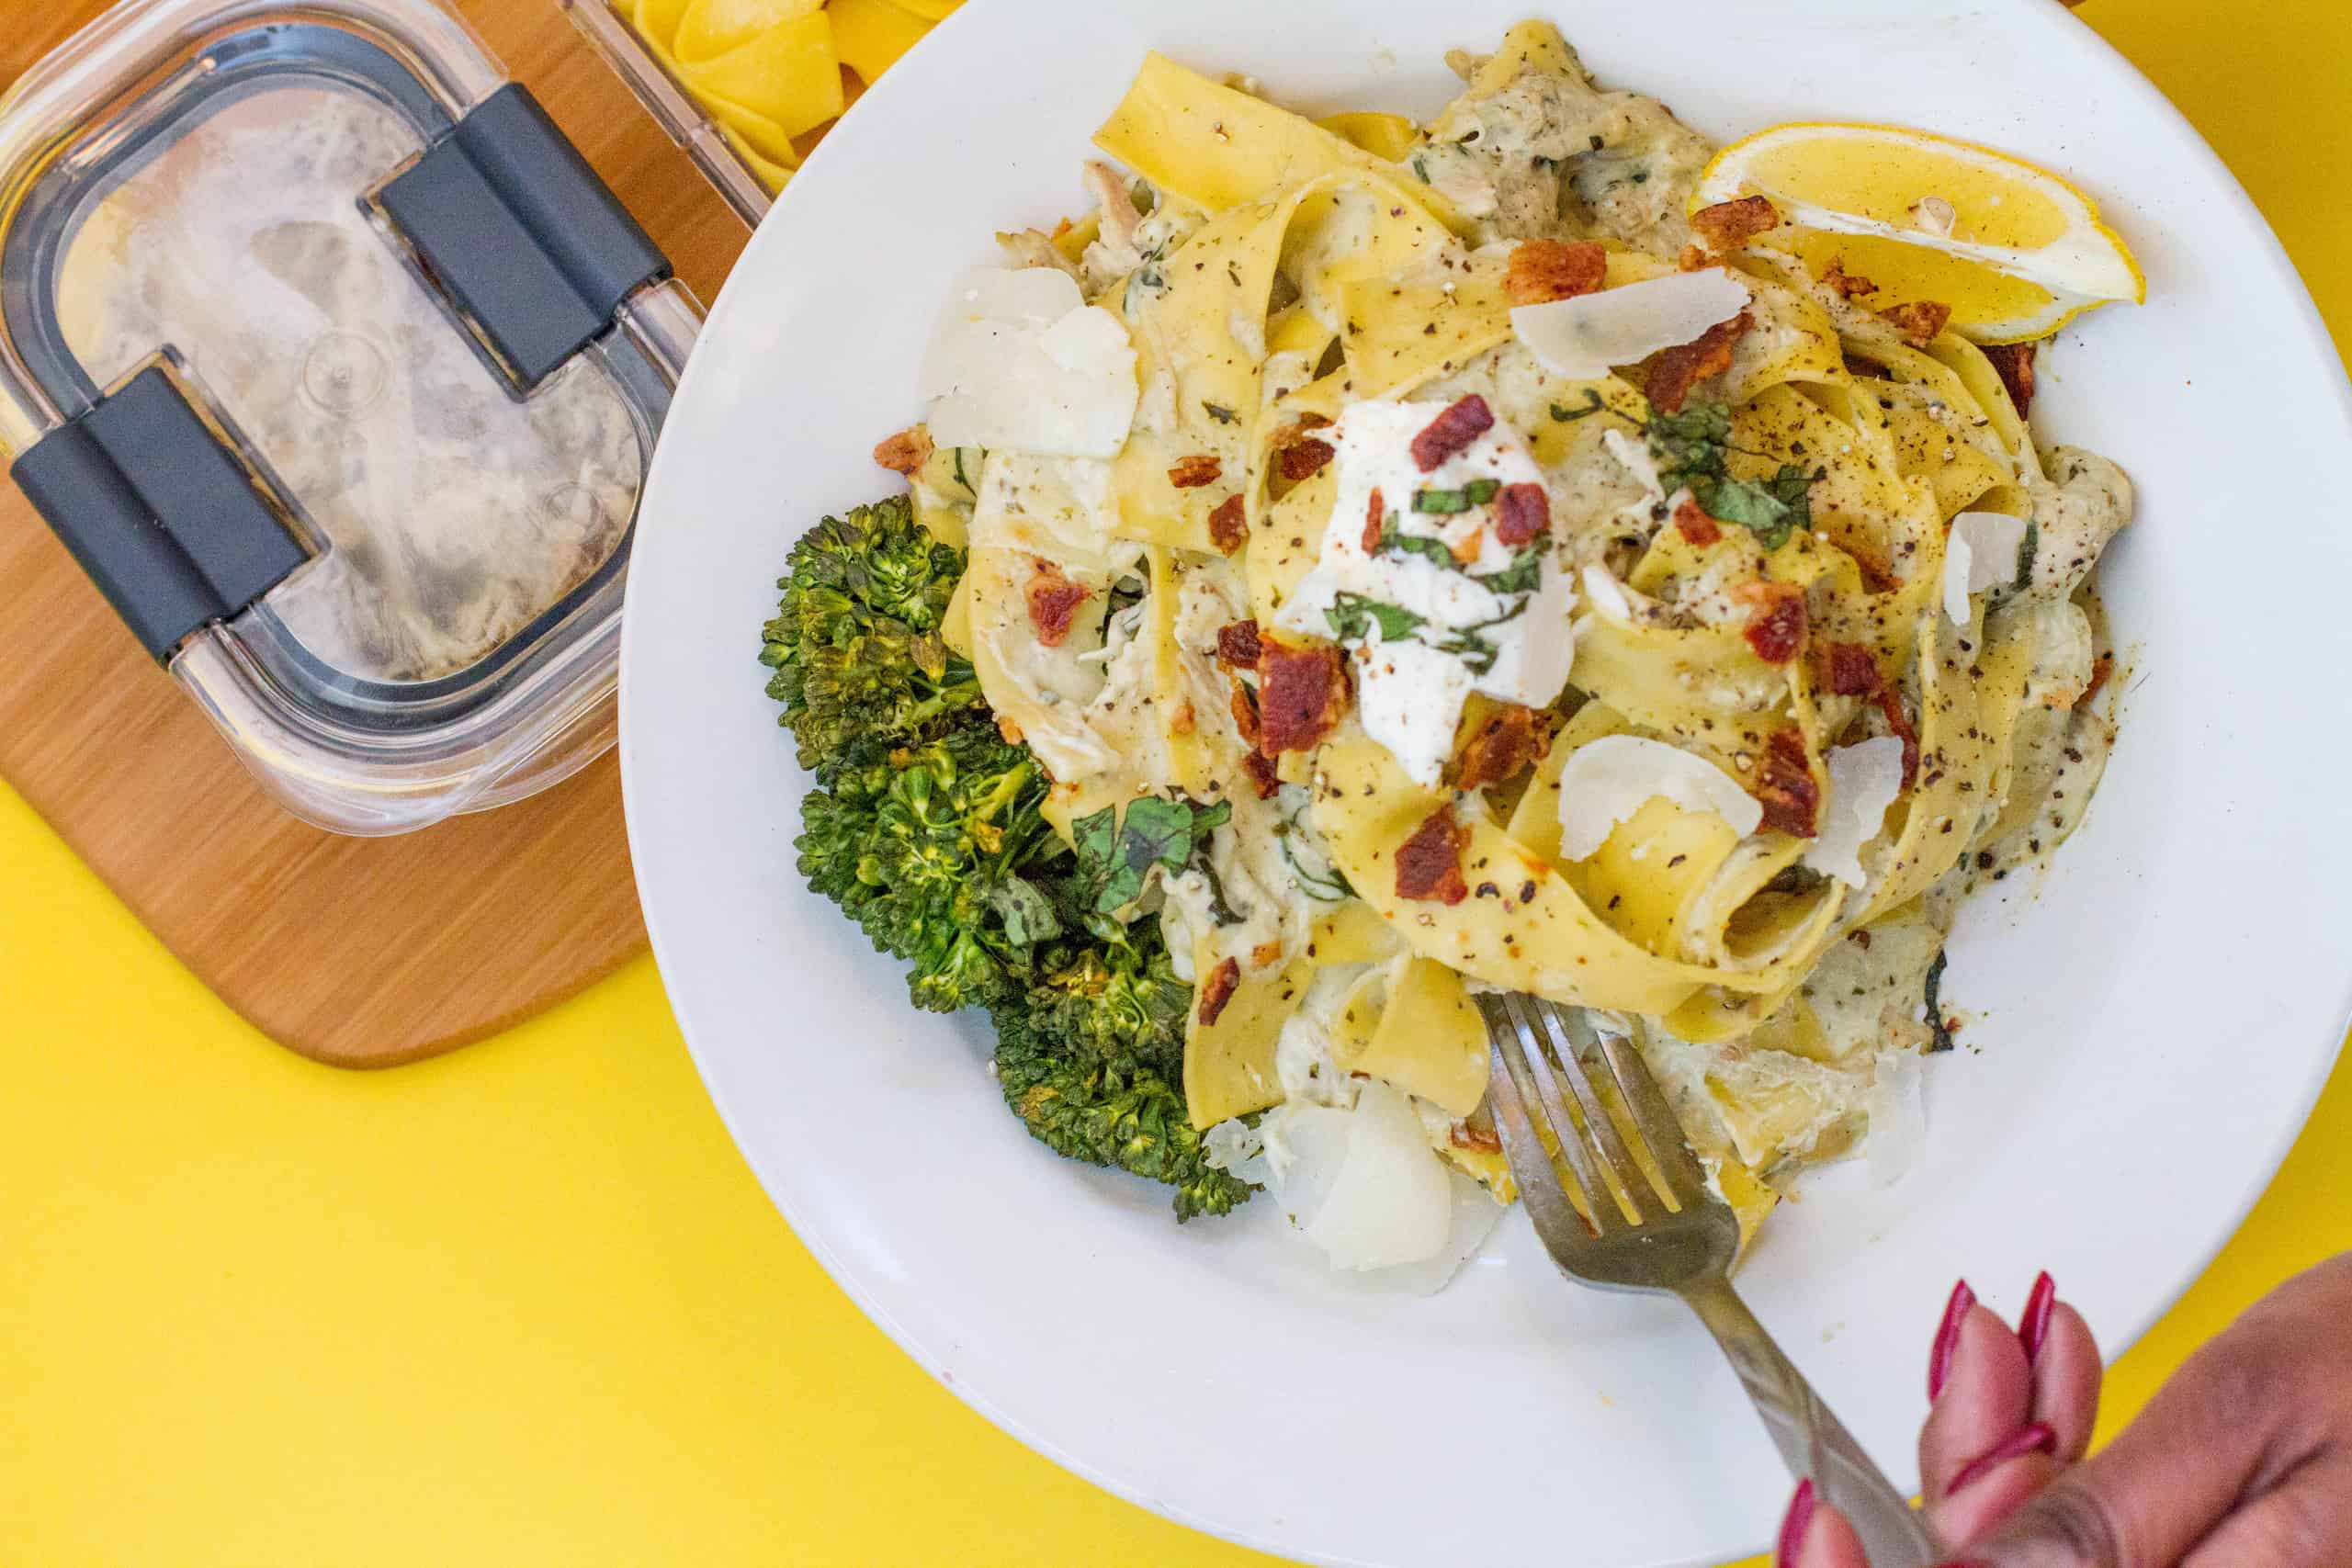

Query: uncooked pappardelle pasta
<box><xmin>761</xmin><ymin>20</ymin><xmax>2136</xmax><ymax>1282</ymax></box>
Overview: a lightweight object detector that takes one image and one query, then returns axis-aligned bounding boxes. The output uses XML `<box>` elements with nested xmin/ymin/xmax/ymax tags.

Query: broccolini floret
<box><xmin>763</xmin><ymin>496</ymin><xmax>1253</xmax><ymax>1219</ymax></box>
<box><xmin>760</xmin><ymin>497</ymin><xmax>979</xmax><ymax>780</ymax></box>
<box><xmin>992</xmin><ymin>1010</ymin><xmax>1252</xmax><ymax>1223</ymax></box>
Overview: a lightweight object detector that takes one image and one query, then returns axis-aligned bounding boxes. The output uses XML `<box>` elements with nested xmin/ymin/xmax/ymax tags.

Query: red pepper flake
<box><xmin>1240</xmin><ymin>750</ymin><xmax>1281</xmax><ymax>800</ymax></box>
<box><xmin>872</xmin><ymin>426</ymin><xmax>933</xmax><ymax>476</ymax></box>
<box><xmin>1277</xmin><ymin>438</ymin><xmax>1335</xmax><ymax>482</ymax></box>
<box><xmin>1023</xmin><ymin>560</ymin><xmax>1089</xmax><ymax>648</ymax></box>
<box><xmin>1736</xmin><ymin>581</ymin><xmax>1808</xmax><ymax>664</ymax></box>
<box><xmin>1495</xmin><ymin>483</ymin><xmax>1550</xmax><ymax>547</ymax></box>
<box><xmin>1752</xmin><ymin>728</ymin><xmax>1821</xmax><ymax>838</ymax></box>
<box><xmin>1207</xmin><ymin>493</ymin><xmax>1249</xmax><ymax>555</ymax></box>
<box><xmin>1982</xmin><ymin>341</ymin><xmax>2038</xmax><ymax>415</ymax></box>
<box><xmin>1394</xmin><ymin>803</ymin><xmax>1470</xmax><ymax>905</ymax></box>
<box><xmin>1645</xmin><ymin>310</ymin><xmax>1753</xmax><ymax>414</ymax></box>
<box><xmin>1408</xmin><ymin>394</ymin><xmax>1495</xmax><ymax>472</ymax></box>
<box><xmin>1814</xmin><ymin>639</ymin><xmax>1883</xmax><ymax>697</ymax></box>
<box><xmin>1361</xmin><ymin>486</ymin><xmax>1387</xmax><ymax>554</ymax></box>
<box><xmin>1671</xmin><ymin>497</ymin><xmax>1722</xmax><ymax>547</ymax></box>
<box><xmin>1452</xmin><ymin>704</ymin><xmax>1551</xmax><ymax>794</ymax></box>
<box><xmin>1196</xmin><ymin>957</ymin><xmax>1242</xmax><ymax>1026</ymax></box>
<box><xmin>1504</xmin><ymin>239</ymin><xmax>1607</xmax><ymax>304</ymax></box>
<box><xmin>1255</xmin><ymin>637</ymin><xmax>1351</xmax><ymax>756</ymax></box>
<box><xmin>1215</xmin><ymin>618</ymin><xmax>1262</xmax><ymax>671</ymax></box>
<box><xmin>1168</xmin><ymin>454</ymin><xmax>1223</xmax><ymax>488</ymax></box>
<box><xmin>1882</xmin><ymin>299</ymin><xmax>1953</xmax><ymax>344</ymax></box>
<box><xmin>1875</xmin><ymin>684</ymin><xmax>1922</xmax><ymax>788</ymax></box>
<box><xmin>1689</xmin><ymin>195</ymin><xmax>1781</xmax><ymax>254</ymax></box>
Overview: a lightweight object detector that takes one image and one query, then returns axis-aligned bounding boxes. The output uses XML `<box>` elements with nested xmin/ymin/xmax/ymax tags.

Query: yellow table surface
<box><xmin>5</xmin><ymin>3</ymin><xmax>2348</xmax><ymax>1563</ymax></box>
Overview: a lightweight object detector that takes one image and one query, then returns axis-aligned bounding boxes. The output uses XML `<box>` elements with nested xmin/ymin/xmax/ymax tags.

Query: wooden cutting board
<box><xmin>0</xmin><ymin>0</ymin><xmax>750</xmax><ymax>1067</ymax></box>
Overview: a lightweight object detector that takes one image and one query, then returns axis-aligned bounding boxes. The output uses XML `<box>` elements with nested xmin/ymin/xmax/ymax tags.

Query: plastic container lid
<box><xmin>0</xmin><ymin>0</ymin><xmax>703</xmax><ymax>834</ymax></box>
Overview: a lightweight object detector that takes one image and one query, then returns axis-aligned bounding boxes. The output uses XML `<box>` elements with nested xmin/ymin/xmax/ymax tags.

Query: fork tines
<box><xmin>1475</xmin><ymin>993</ymin><xmax>1711</xmax><ymax>1235</ymax></box>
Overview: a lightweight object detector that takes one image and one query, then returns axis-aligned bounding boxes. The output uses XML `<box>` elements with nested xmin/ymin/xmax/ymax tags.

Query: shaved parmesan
<box><xmin>1804</xmin><ymin>736</ymin><xmax>1905</xmax><ymax>887</ymax></box>
<box><xmin>1941</xmin><ymin>510</ymin><xmax>2029</xmax><ymax>626</ymax></box>
<box><xmin>1555</xmin><ymin>735</ymin><xmax>1763</xmax><ymax>860</ymax></box>
<box><xmin>1250</xmin><ymin>1084</ymin><xmax>1454</xmax><ymax>1271</ymax></box>
<box><xmin>919</xmin><ymin>267</ymin><xmax>1138</xmax><ymax>457</ymax></box>
<box><xmin>1510</xmin><ymin>269</ymin><xmax>1751</xmax><ymax>379</ymax></box>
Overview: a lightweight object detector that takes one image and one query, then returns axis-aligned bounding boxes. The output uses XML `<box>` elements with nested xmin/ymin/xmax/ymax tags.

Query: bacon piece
<box><xmin>1196</xmin><ymin>957</ymin><xmax>1242</xmax><ymax>1025</ymax></box>
<box><xmin>1207</xmin><ymin>493</ymin><xmax>1249</xmax><ymax>555</ymax></box>
<box><xmin>1645</xmin><ymin>310</ymin><xmax>1753</xmax><ymax>414</ymax></box>
<box><xmin>1735</xmin><ymin>581</ymin><xmax>1808</xmax><ymax>664</ymax></box>
<box><xmin>1875</xmin><ymin>684</ymin><xmax>1922</xmax><ymax>787</ymax></box>
<box><xmin>1452</xmin><ymin>704</ymin><xmax>1551</xmax><ymax>794</ymax></box>
<box><xmin>1241</xmin><ymin>750</ymin><xmax>1281</xmax><ymax>800</ymax></box>
<box><xmin>1982</xmin><ymin>342</ymin><xmax>2038</xmax><ymax>415</ymax></box>
<box><xmin>1408</xmin><ymin>394</ymin><xmax>1495</xmax><ymax>472</ymax></box>
<box><xmin>1227</xmin><ymin>676</ymin><xmax>1260</xmax><ymax>744</ymax></box>
<box><xmin>1844</xmin><ymin>545</ymin><xmax>1900</xmax><ymax>594</ymax></box>
<box><xmin>1814</xmin><ymin>639</ymin><xmax>1883</xmax><ymax>697</ymax></box>
<box><xmin>1362</xmin><ymin>486</ymin><xmax>1387</xmax><ymax>554</ymax></box>
<box><xmin>1504</xmin><ymin>239</ymin><xmax>1608</xmax><ymax>304</ymax></box>
<box><xmin>1752</xmin><ymin>728</ymin><xmax>1821</xmax><ymax>838</ymax></box>
<box><xmin>873</xmin><ymin>426</ymin><xmax>932</xmax><ymax>476</ymax></box>
<box><xmin>1678</xmin><ymin>243</ymin><xmax>1711</xmax><ymax>273</ymax></box>
<box><xmin>1168</xmin><ymin>454</ymin><xmax>1223</xmax><ymax>489</ymax></box>
<box><xmin>1215</xmin><ymin>618</ymin><xmax>1262</xmax><ymax>671</ymax></box>
<box><xmin>1495</xmin><ymin>483</ymin><xmax>1550</xmax><ymax>547</ymax></box>
<box><xmin>1690</xmin><ymin>195</ymin><xmax>1781</xmax><ymax>254</ymax></box>
<box><xmin>1277</xmin><ymin>438</ymin><xmax>1335</xmax><ymax>482</ymax></box>
<box><xmin>1023</xmin><ymin>560</ymin><xmax>1089</xmax><ymax>648</ymax></box>
<box><xmin>1394</xmin><ymin>804</ymin><xmax>1470</xmax><ymax>905</ymax></box>
<box><xmin>1820</xmin><ymin>257</ymin><xmax>1877</xmax><ymax>300</ymax></box>
<box><xmin>1255</xmin><ymin>637</ymin><xmax>1351</xmax><ymax>756</ymax></box>
<box><xmin>1882</xmin><ymin>299</ymin><xmax>1953</xmax><ymax>344</ymax></box>
<box><xmin>1672</xmin><ymin>497</ymin><xmax>1722</xmax><ymax>547</ymax></box>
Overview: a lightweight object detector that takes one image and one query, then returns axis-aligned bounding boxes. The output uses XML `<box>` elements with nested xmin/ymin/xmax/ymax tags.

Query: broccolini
<box><xmin>764</xmin><ymin>498</ymin><xmax>1252</xmax><ymax>1218</ymax></box>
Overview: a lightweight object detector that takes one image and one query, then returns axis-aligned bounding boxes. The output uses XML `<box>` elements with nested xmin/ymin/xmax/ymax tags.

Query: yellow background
<box><xmin>3</xmin><ymin>2</ymin><xmax>2347</xmax><ymax>1563</ymax></box>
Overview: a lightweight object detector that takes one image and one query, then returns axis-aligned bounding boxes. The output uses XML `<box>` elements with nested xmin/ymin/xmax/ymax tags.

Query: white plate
<box><xmin>617</xmin><ymin>4</ymin><xmax>2352</xmax><ymax>1563</ymax></box>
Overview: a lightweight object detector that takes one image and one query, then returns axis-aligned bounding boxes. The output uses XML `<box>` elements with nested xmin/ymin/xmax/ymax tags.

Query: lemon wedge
<box><xmin>1694</xmin><ymin>122</ymin><xmax>2144</xmax><ymax>344</ymax></box>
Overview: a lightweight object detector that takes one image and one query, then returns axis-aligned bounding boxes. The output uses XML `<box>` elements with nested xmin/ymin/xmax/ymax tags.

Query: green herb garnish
<box><xmin>1648</xmin><ymin>401</ymin><xmax>1815</xmax><ymax>551</ymax></box>
<box><xmin>1474</xmin><ymin>546</ymin><xmax>1546</xmax><ymax>595</ymax></box>
<box><xmin>1326</xmin><ymin>593</ymin><xmax>1427</xmax><ymax>643</ymax></box>
<box><xmin>1376</xmin><ymin>517</ymin><xmax>1461</xmax><ymax>569</ymax></box>
<box><xmin>1071</xmin><ymin>796</ymin><xmax>1232</xmax><ymax>916</ymax></box>
<box><xmin>2013</xmin><ymin>520</ymin><xmax>2039</xmax><ymax>592</ymax></box>
<box><xmin>1202</xmin><ymin>401</ymin><xmax>1239</xmax><ymax>425</ymax></box>
<box><xmin>1549</xmin><ymin>389</ymin><xmax>1612</xmax><ymax>423</ymax></box>
<box><xmin>1413</xmin><ymin>477</ymin><xmax>1499</xmax><ymax>514</ymax></box>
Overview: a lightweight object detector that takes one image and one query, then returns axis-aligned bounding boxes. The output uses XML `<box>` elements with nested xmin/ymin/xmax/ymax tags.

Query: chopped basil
<box><xmin>986</xmin><ymin>877</ymin><xmax>1060</xmax><ymax>946</ymax></box>
<box><xmin>1327</xmin><ymin>593</ymin><xmax>1427</xmax><ymax>643</ymax></box>
<box><xmin>1413</xmin><ymin>477</ymin><xmax>1499</xmax><ymax>514</ymax></box>
<box><xmin>950</xmin><ymin>446</ymin><xmax>978</xmax><ymax>496</ymax></box>
<box><xmin>1071</xmin><ymin>796</ymin><xmax>1230</xmax><ymax>916</ymax></box>
<box><xmin>1473</xmin><ymin>546</ymin><xmax>1545</xmax><ymax>594</ymax></box>
<box><xmin>1649</xmin><ymin>401</ymin><xmax>1814</xmax><ymax>551</ymax></box>
<box><xmin>2013</xmin><ymin>520</ymin><xmax>2039</xmax><ymax>592</ymax></box>
<box><xmin>1410</xmin><ymin>155</ymin><xmax>1431</xmax><ymax>184</ymax></box>
<box><xmin>1924</xmin><ymin>948</ymin><xmax>1955</xmax><ymax>1054</ymax></box>
<box><xmin>1276</xmin><ymin>793</ymin><xmax>1353</xmax><ymax>902</ymax></box>
<box><xmin>1202</xmin><ymin>400</ymin><xmax>1239</xmax><ymax>425</ymax></box>
<box><xmin>1549</xmin><ymin>389</ymin><xmax>1611</xmax><ymax>423</ymax></box>
<box><xmin>1376</xmin><ymin>518</ymin><xmax>1460</xmax><ymax>569</ymax></box>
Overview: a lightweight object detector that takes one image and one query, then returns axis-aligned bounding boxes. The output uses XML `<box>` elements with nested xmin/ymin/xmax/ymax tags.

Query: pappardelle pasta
<box><xmin>769</xmin><ymin>21</ymin><xmax>2134</xmax><ymax>1280</ymax></box>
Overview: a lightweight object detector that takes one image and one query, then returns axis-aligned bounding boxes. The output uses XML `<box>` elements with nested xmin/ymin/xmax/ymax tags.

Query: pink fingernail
<box><xmin>1775</xmin><ymin>1477</ymin><xmax>1815</xmax><ymax>1567</ymax></box>
<box><xmin>1950</xmin><ymin>1419</ymin><xmax>2059</xmax><ymax>1493</ymax></box>
<box><xmin>2019</xmin><ymin>1270</ymin><xmax>2057</xmax><ymax>1366</ymax></box>
<box><xmin>1929</xmin><ymin>1278</ymin><xmax>1975</xmax><ymax>1401</ymax></box>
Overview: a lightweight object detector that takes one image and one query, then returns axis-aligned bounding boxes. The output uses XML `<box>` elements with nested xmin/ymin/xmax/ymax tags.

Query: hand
<box><xmin>1777</xmin><ymin>1254</ymin><xmax>2352</xmax><ymax>1566</ymax></box>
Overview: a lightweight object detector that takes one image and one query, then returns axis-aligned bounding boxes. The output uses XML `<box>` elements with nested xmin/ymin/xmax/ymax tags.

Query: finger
<box><xmin>1962</xmin><ymin>1335</ymin><xmax>2290</xmax><ymax>1566</ymax></box>
<box><xmin>1922</xmin><ymin>1301</ymin><xmax>2035</xmax><ymax>1497</ymax></box>
<box><xmin>1934</xmin><ymin>1429</ymin><xmax>2064</xmax><ymax>1548</ymax></box>
<box><xmin>2179</xmin><ymin>1456</ymin><xmax>2352</xmax><ymax>1567</ymax></box>
<box><xmin>2031</xmin><ymin>1302</ymin><xmax>2101</xmax><ymax>1463</ymax></box>
<box><xmin>1782</xmin><ymin>1488</ymin><xmax>1870</xmax><ymax>1568</ymax></box>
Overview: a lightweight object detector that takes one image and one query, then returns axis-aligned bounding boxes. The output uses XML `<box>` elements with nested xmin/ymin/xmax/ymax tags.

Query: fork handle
<box><xmin>1682</xmin><ymin>1277</ymin><xmax>1939</xmax><ymax>1566</ymax></box>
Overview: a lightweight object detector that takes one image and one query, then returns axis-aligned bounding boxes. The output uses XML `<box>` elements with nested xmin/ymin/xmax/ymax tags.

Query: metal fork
<box><xmin>1476</xmin><ymin>993</ymin><xmax>1938</xmax><ymax>1567</ymax></box>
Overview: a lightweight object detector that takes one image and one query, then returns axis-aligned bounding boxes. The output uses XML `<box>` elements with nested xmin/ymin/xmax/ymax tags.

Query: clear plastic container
<box><xmin>0</xmin><ymin>0</ymin><xmax>704</xmax><ymax>834</ymax></box>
